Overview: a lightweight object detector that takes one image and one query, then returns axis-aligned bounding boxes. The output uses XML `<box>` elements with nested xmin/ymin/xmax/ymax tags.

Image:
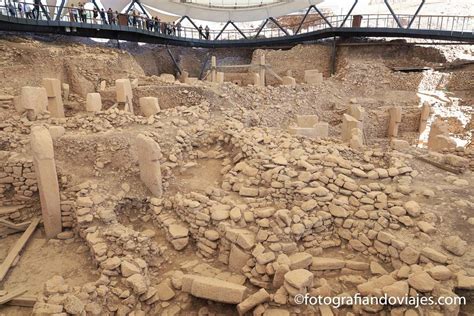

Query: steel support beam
<box><xmin>340</xmin><ymin>0</ymin><xmax>358</xmax><ymax>28</ymax></box>
<box><xmin>407</xmin><ymin>0</ymin><xmax>426</xmax><ymax>29</ymax></box>
<box><xmin>254</xmin><ymin>19</ymin><xmax>269</xmax><ymax>38</ymax></box>
<box><xmin>384</xmin><ymin>0</ymin><xmax>403</xmax><ymax>28</ymax></box>
<box><xmin>39</xmin><ymin>2</ymin><xmax>51</xmax><ymax>21</ymax></box>
<box><xmin>91</xmin><ymin>0</ymin><xmax>101</xmax><ymax>11</ymax></box>
<box><xmin>215</xmin><ymin>21</ymin><xmax>231</xmax><ymax>40</ymax></box>
<box><xmin>229</xmin><ymin>21</ymin><xmax>247</xmax><ymax>39</ymax></box>
<box><xmin>178</xmin><ymin>16</ymin><xmax>206</xmax><ymax>39</ymax></box>
<box><xmin>135</xmin><ymin>1</ymin><xmax>150</xmax><ymax>19</ymax></box>
<box><xmin>295</xmin><ymin>5</ymin><xmax>333</xmax><ymax>35</ymax></box>
<box><xmin>125</xmin><ymin>0</ymin><xmax>136</xmax><ymax>14</ymax></box>
<box><xmin>166</xmin><ymin>47</ymin><xmax>182</xmax><ymax>75</ymax></box>
<box><xmin>215</xmin><ymin>21</ymin><xmax>247</xmax><ymax>40</ymax></box>
<box><xmin>55</xmin><ymin>0</ymin><xmax>66</xmax><ymax>21</ymax></box>
<box><xmin>268</xmin><ymin>17</ymin><xmax>289</xmax><ymax>36</ymax></box>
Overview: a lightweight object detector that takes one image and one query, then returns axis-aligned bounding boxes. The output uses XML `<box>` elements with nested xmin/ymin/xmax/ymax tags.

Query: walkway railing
<box><xmin>0</xmin><ymin>2</ymin><xmax>473</xmax><ymax>43</ymax></box>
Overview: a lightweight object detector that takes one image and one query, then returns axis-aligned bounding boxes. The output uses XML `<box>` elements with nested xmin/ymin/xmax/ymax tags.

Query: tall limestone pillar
<box><xmin>136</xmin><ymin>134</ymin><xmax>163</xmax><ymax>197</ymax></box>
<box><xmin>30</xmin><ymin>126</ymin><xmax>62</xmax><ymax>238</ymax></box>
<box><xmin>42</xmin><ymin>78</ymin><xmax>65</xmax><ymax>118</ymax></box>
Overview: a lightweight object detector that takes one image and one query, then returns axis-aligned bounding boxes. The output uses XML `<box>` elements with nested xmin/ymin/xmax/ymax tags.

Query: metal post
<box><xmin>259</xmin><ymin>54</ymin><xmax>265</xmax><ymax>87</ymax></box>
<box><xmin>340</xmin><ymin>0</ymin><xmax>358</xmax><ymax>28</ymax></box>
<box><xmin>56</xmin><ymin>0</ymin><xmax>66</xmax><ymax>21</ymax></box>
<box><xmin>330</xmin><ymin>37</ymin><xmax>337</xmax><ymax>75</ymax></box>
<box><xmin>384</xmin><ymin>0</ymin><xmax>403</xmax><ymax>28</ymax></box>
<box><xmin>407</xmin><ymin>0</ymin><xmax>425</xmax><ymax>29</ymax></box>
<box><xmin>211</xmin><ymin>56</ymin><xmax>217</xmax><ymax>82</ymax></box>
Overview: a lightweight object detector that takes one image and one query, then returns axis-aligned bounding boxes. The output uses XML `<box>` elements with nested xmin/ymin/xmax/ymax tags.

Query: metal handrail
<box><xmin>0</xmin><ymin>2</ymin><xmax>472</xmax><ymax>42</ymax></box>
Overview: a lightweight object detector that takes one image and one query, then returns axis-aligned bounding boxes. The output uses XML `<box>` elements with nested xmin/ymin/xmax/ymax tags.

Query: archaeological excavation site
<box><xmin>0</xmin><ymin>0</ymin><xmax>473</xmax><ymax>315</ymax></box>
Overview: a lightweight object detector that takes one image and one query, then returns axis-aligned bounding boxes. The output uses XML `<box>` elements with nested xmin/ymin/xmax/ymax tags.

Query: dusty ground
<box><xmin>0</xmin><ymin>35</ymin><xmax>473</xmax><ymax>315</ymax></box>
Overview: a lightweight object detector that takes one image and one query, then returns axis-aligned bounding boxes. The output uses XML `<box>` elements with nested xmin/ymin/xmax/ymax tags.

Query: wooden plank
<box><xmin>0</xmin><ymin>218</ymin><xmax>40</xmax><ymax>282</ymax></box>
<box><xmin>6</xmin><ymin>295</ymin><xmax>36</xmax><ymax>307</ymax></box>
<box><xmin>415</xmin><ymin>156</ymin><xmax>463</xmax><ymax>175</ymax></box>
<box><xmin>0</xmin><ymin>205</ymin><xmax>25</xmax><ymax>216</ymax></box>
<box><xmin>0</xmin><ymin>219</ymin><xmax>31</xmax><ymax>231</ymax></box>
<box><xmin>0</xmin><ymin>289</ymin><xmax>27</xmax><ymax>305</ymax></box>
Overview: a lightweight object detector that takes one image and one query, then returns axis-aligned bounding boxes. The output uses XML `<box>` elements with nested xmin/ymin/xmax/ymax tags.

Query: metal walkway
<box><xmin>0</xmin><ymin>2</ymin><xmax>472</xmax><ymax>48</ymax></box>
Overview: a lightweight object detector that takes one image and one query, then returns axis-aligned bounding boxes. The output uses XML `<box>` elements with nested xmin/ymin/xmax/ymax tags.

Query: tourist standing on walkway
<box><xmin>93</xmin><ymin>7</ymin><xmax>98</xmax><ymax>23</ymax></box>
<box><xmin>198</xmin><ymin>25</ymin><xmax>203</xmax><ymax>39</ymax></box>
<box><xmin>17</xmin><ymin>2</ymin><xmax>24</xmax><ymax>18</ymax></box>
<box><xmin>70</xmin><ymin>4</ymin><xmax>78</xmax><ymax>22</ymax></box>
<box><xmin>154</xmin><ymin>17</ymin><xmax>161</xmax><ymax>33</ymax></box>
<box><xmin>107</xmin><ymin>8</ymin><xmax>113</xmax><ymax>25</ymax></box>
<box><xmin>176</xmin><ymin>21</ymin><xmax>182</xmax><ymax>37</ymax></box>
<box><xmin>205</xmin><ymin>25</ymin><xmax>210</xmax><ymax>40</ymax></box>
<box><xmin>100</xmin><ymin>8</ymin><xmax>107</xmax><ymax>24</ymax></box>
<box><xmin>8</xmin><ymin>2</ymin><xmax>16</xmax><ymax>17</ymax></box>
<box><xmin>78</xmin><ymin>3</ymin><xmax>85</xmax><ymax>22</ymax></box>
<box><xmin>33</xmin><ymin>0</ymin><xmax>41</xmax><ymax>19</ymax></box>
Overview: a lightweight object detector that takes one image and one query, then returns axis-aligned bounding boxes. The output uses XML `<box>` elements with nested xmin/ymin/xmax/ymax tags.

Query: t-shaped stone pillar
<box><xmin>116</xmin><ymin>79</ymin><xmax>134</xmax><ymax>113</ymax></box>
<box><xmin>30</xmin><ymin>126</ymin><xmax>62</xmax><ymax>238</ymax></box>
<box><xmin>136</xmin><ymin>134</ymin><xmax>163</xmax><ymax>197</ymax></box>
<box><xmin>388</xmin><ymin>106</ymin><xmax>402</xmax><ymax>137</ymax></box>
<box><xmin>42</xmin><ymin>78</ymin><xmax>65</xmax><ymax>118</ymax></box>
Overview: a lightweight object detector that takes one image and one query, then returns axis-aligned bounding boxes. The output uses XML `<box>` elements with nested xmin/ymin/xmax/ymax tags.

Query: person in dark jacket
<box><xmin>100</xmin><ymin>8</ymin><xmax>108</xmax><ymax>24</ymax></box>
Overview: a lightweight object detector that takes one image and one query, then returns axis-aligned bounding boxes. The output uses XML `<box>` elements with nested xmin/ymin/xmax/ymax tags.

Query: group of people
<box><xmin>4</xmin><ymin>1</ymin><xmax>214</xmax><ymax>40</ymax></box>
<box><xmin>7</xmin><ymin>0</ymin><xmax>42</xmax><ymax>19</ymax></box>
<box><xmin>68</xmin><ymin>2</ymin><xmax>114</xmax><ymax>25</ymax></box>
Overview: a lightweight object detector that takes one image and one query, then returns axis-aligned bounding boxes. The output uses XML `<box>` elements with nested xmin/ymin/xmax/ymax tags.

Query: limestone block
<box><xmin>139</xmin><ymin>97</ymin><xmax>160</xmax><ymax>117</ymax></box>
<box><xmin>342</xmin><ymin>114</ymin><xmax>362</xmax><ymax>142</ymax></box>
<box><xmin>115</xmin><ymin>79</ymin><xmax>133</xmax><ymax>103</ymax></box>
<box><xmin>136</xmin><ymin>134</ymin><xmax>163</xmax><ymax>197</ymax></box>
<box><xmin>296</xmin><ymin>115</ymin><xmax>319</xmax><ymax>128</ymax></box>
<box><xmin>30</xmin><ymin>126</ymin><xmax>62</xmax><ymax>238</ymax></box>
<box><xmin>216</xmin><ymin>72</ymin><xmax>225</xmax><ymax>84</ymax></box>
<box><xmin>391</xmin><ymin>139</ymin><xmax>410</xmax><ymax>151</ymax></box>
<box><xmin>419</xmin><ymin>102</ymin><xmax>431</xmax><ymax>133</ymax></box>
<box><xmin>304</xmin><ymin>70</ymin><xmax>323</xmax><ymax>85</ymax></box>
<box><xmin>48</xmin><ymin>126</ymin><xmax>65</xmax><ymax>140</ymax></box>
<box><xmin>237</xmin><ymin>288</ymin><xmax>270</xmax><ymax>315</ymax></box>
<box><xmin>251</xmin><ymin>73</ymin><xmax>261</xmax><ymax>86</ymax></box>
<box><xmin>388</xmin><ymin>106</ymin><xmax>402</xmax><ymax>137</ymax></box>
<box><xmin>181</xmin><ymin>274</ymin><xmax>247</xmax><ymax>304</ymax></box>
<box><xmin>86</xmin><ymin>93</ymin><xmax>102</xmax><ymax>112</ymax></box>
<box><xmin>42</xmin><ymin>78</ymin><xmax>62</xmax><ymax>98</ymax></box>
<box><xmin>179</xmin><ymin>70</ymin><xmax>189</xmax><ymax>83</ymax></box>
<box><xmin>160</xmin><ymin>74</ymin><xmax>175</xmax><ymax>83</ymax></box>
<box><xmin>348</xmin><ymin>104</ymin><xmax>365</xmax><ymax>121</ymax></box>
<box><xmin>20</xmin><ymin>86</ymin><xmax>48</xmax><ymax>114</ymax></box>
<box><xmin>314</xmin><ymin>122</ymin><xmax>329</xmax><ymax>138</ymax></box>
<box><xmin>350</xmin><ymin>128</ymin><xmax>364</xmax><ymax>150</ymax></box>
<box><xmin>228</xmin><ymin>244</ymin><xmax>250</xmax><ymax>273</ymax></box>
<box><xmin>427</xmin><ymin>119</ymin><xmax>450</xmax><ymax>149</ymax></box>
<box><xmin>429</xmin><ymin>135</ymin><xmax>457</xmax><ymax>152</ymax></box>
<box><xmin>282</xmin><ymin>76</ymin><xmax>296</xmax><ymax>88</ymax></box>
<box><xmin>184</xmin><ymin>77</ymin><xmax>198</xmax><ymax>85</ymax></box>
<box><xmin>288</xmin><ymin>125</ymin><xmax>328</xmax><ymax>139</ymax></box>
<box><xmin>62</xmin><ymin>83</ymin><xmax>70</xmax><ymax>101</ymax></box>
<box><xmin>47</xmin><ymin>96</ymin><xmax>65</xmax><ymax>118</ymax></box>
